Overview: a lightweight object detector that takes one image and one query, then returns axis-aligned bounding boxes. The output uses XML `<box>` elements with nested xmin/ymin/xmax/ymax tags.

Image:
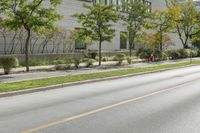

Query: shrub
<box><xmin>136</xmin><ymin>49</ymin><xmax>168</xmax><ymax>61</ymax></box>
<box><xmin>55</xmin><ymin>64</ymin><xmax>71</xmax><ymax>70</ymax></box>
<box><xmin>102</xmin><ymin>57</ymin><xmax>107</xmax><ymax>62</ymax></box>
<box><xmin>178</xmin><ymin>49</ymin><xmax>190</xmax><ymax>58</ymax></box>
<box><xmin>106</xmin><ymin>57</ymin><xmax>113</xmax><ymax>61</ymax></box>
<box><xmin>20</xmin><ymin>61</ymin><xmax>50</xmax><ymax>66</ymax></box>
<box><xmin>88</xmin><ymin>51</ymin><xmax>98</xmax><ymax>59</ymax></box>
<box><xmin>197</xmin><ymin>50</ymin><xmax>200</xmax><ymax>57</ymax></box>
<box><xmin>83</xmin><ymin>51</ymin><xmax>89</xmax><ymax>58</ymax></box>
<box><xmin>126</xmin><ymin>56</ymin><xmax>132</xmax><ymax>64</ymax></box>
<box><xmin>114</xmin><ymin>54</ymin><xmax>125</xmax><ymax>65</ymax></box>
<box><xmin>166</xmin><ymin>50</ymin><xmax>181</xmax><ymax>59</ymax></box>
<box><xmin>112</xmin><ymin>56</ymin><xmax>118</xmax><ymax>61</ymax></box>
<box><xmin>166</xmin><ymin>49</ymin><xmax>195</xmax><ymax>59</ymax></box>
<box><xmin>0</xmin><ymin>56</ymin><xmax>19</xmax><ymax>74</ymax></box>
<box><xmin>85</xmin><ymin>59</ymin><xmax>96</xmax><ymax>67</ymax></box>
<box><xmin>73</xmin><ymin>58</ymin><xmax>81</xmax><ymax>69</ymax></box>
<box><xmin>52</xmin><ymin>60</ymin><xmax>66</xmax><ymax>65</ymax></box>
<box><xmin>136</xmin><ymin>48</ymin><xmax>153</xmax><ymax>60</ymax></box>
<box><xmin>81</xmin><ymin>58</ymin><xmax>89</xmax><ymax>63</ymax></box>
<box><xmin>95</xmin><ymin>57</ymin><xmax>99</xmax><ymax>62</ymax></box>
<box><xmin>161</xmin><ymin>52</ymin><xmax>168</xmax><ymax>60</ymax></box>
<box><xmin>154</xmin><ymin>51</ymin><xmax>162</xmax><ymax>60</ymax></box>
<box><xmin>191</xmin><ymin>50</ymin><xmax>198</xmax><ymax>57</ymax></box>
<box><xmin>154</xmin><ymin>51</ymin><xmax>168</xmax><ymax>61</ymax></box>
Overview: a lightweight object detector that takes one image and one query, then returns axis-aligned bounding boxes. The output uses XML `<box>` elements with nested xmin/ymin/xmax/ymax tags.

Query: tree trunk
<box><xmin>129</xmin><ymin>29</ymin><xmax>136</xmax><ymax>57</ymax></box>
<box><xmin>176</xmin><ymin>25</ymin><xmax>188</xmax><ymax>49</ymax></box>
<box><xmin>98</xmin><ymin>40</ymin><xmax>102</xmax><ymax>66</ymax></box>
<box><xmin>2</xmin><ymin>29</ymin><xmax>7</xmax><ymax>55</ymax></box>
<box><xmin>160</xmin><ymin>43</ymin><xmax>163</xmax><ymax>51</ymax></box>
<box><xmin>129</xmin><ymin>40</ymin><xmax>135</xmax><ymax>57</ymax></box>
<box><xmin>184</xmin><ymin>37</ymin><xmax>189</xmax><ymax>49</ymax></box>
<box><xmin>129</xmin><ymin>33</ymin><xmax>132</xmax><ymax>57</ymax></box>
<box><xmin>25</xmin><ymin>28</ymin><xmax>31</xmax><ymax>72</ymax></box>
<box><xmin>129</xmin><ymin>44</ymin><xmax>132</xmax><ymax>57</ymax></box>
<box><xmin>160</xmin><ymin>32</ymin><xmax>163</xmax><ymax>51</ymax></box>
<box><xmin>184</xmin><ymin>45</ymin><xmax>189</xmax><ymax>49</ymax></box>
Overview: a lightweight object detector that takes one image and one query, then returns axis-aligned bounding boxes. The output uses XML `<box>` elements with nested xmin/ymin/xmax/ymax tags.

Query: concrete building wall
<box><xmin>150</xmin><ymin>0</ymin><xmax>183</xmax><ymax>49</ymax></box>
<box><xmin>55</xmin><ymin>0</ymin><xmax>182</xmax><ymax>51</ymax></box>
<box><xmin>0</xmin><ymin>0</ymin><xmax>183</xmax><ymax>54</ymax></box>
<box><xmin>56</xmin><ymin>0</ymin><xmax>127</xmax><ymax>51</ymax></box>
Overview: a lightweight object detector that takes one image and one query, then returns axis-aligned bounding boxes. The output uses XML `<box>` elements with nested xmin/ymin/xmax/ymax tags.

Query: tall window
<box><xmin>75</xmin><ymin>39</ymin><xmax>86</xmax><ymax>50</ymax></box>
<box><xmin>93</xmin><ymin>0</ymin><xmax>152</xmax><ymax>12</ymax></box>
<box><xmin>75</xmin><ymin>28</ymin><xmax>86</xmax><ymax>50</ymax></box>
<box><xmin>144</xmin><ymin>1</ymin><xmax>151</xmax><ymax>12</ymax></box>
<box><xmin>120</xmin><ymin>32</ymin><xmax>127</xmax><ymax>49</ymax></box>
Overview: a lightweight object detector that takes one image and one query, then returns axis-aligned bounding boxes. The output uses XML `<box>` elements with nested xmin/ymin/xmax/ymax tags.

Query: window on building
<box><xmin>144</xmin><ymin>1</ymin><xmax>151</xmax><ymax>12</ymax></box>
<box><xmin>75</xmin><ymin>39</ymin><xmax>86</xmax><ymax>50</ymax></box>
<box><xmin>75</xmin><ymin>28</ymin><xmax>86</xmax><ymax>50</ymax></box>
<box><xmin>93</xmin><ymin>0</ymin><xmax>151</xmax><ymax>12</ymax></box>
<box><xmin>120</xmin><ymin>32</ymin><xmax>127</xmax><ymax>49</ymax></box>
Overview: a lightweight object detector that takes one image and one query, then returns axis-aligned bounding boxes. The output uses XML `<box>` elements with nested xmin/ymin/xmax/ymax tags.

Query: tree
<box><xmin>166</xmin><ymin>0</ymin><xmax>200</xmax><ymax>48</ymax></box>
<box><xmin>0</xmin><ymin>17</ymin><xmax>7</xmax><ymax>54</ymax></box>
<box><xmin>0</xmin><ymin>18</ymin><xmax>23</xmax><ymax>55</ymax></box>
<box><xmin>0</xmin><ymin>0</ymin><xmax>63</xmax><ymax>72</ymax></box>
<box><xmin>121</xmin><ymin>1</ymin><xmax>151</xmax><ymax>56</ymax></box>
<box><xmin>142</xmin><ymin>32</ymin><xmax>173</xmax><ymax>50</ymax></box>
<box><xmin>149</xmin><ymin>9</ymin><xmax>174</xmax><ymax>51</ymax></box>
<box><xmin>65</xmin><ymin>29</ymin><xmax>82</xmax><ymax>53</ymax></box>
<box><xmin>74</xmin><ymin>4</ymin><xmax>119</xmax><ymax>66</ymax></box>
<box><xmin>191</xmin><ymin>31</ymin><xmax>200</xmax><ymax>49</ymax></box>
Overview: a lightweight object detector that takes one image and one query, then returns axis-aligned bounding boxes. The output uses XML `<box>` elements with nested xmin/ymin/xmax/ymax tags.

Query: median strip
<box><xmin>0</xmin><ymin>60</ymin><xmax>200</xmax><ymax>93</ymax></box>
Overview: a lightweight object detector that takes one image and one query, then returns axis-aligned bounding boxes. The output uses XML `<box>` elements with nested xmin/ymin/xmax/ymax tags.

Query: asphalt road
<box><xmin>1</xmin><ymin>65</ymin><xmax>200</xmax><ymax>133</ymax></box>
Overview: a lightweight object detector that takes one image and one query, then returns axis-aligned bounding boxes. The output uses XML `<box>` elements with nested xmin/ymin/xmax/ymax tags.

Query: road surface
<box><xmin>1</xmin><ymin>65</ymin><xmax>200</xmax><ymax>133</ymax></box>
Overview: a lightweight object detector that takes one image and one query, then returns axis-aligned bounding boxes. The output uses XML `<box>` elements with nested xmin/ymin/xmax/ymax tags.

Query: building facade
<box><xmin>0</xmin><ymin>0</ymin><xmax>182</xmax><ymax>54</ymax></box>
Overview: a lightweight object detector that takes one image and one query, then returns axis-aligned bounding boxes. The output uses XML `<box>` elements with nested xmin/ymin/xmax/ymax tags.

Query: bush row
<box><xmin>54</xmin><ymin>58</ymin><xmax>96</xmax><ymax>70</ymax></box>
<box><xmin>136</xmin><ymin>48</ymin><xmax>200</xmax><ymax>61</ymax></box>
<box><xmin>19</xmin><ymin>55</ymin><xmax>136</xmax><ymax>68</ymax></box>
<box><xmin>0</xmin><ymin>54</ymin><xmax>133</xmax><ymax>74</ymax></box>
<box><xmin>1</xmin><ymin>49</ymin><xmax>198</xmax><ymax>74</ymax></box>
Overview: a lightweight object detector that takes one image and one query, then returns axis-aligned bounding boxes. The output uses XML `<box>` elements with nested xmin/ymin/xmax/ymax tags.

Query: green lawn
<box><xmin>1</xmin><ymin>60</ymin><xmax>200</xmax><ymax>93</ymax></box>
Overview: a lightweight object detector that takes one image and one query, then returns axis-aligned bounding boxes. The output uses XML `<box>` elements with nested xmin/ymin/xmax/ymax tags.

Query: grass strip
<box><xmin>1</xmin><ymin>60</ymin><xmax>200</xmax><ymax>93</ymax></box>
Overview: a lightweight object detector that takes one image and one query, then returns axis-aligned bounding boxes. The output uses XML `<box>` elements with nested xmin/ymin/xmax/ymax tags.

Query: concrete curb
<box><xmin>0</xmin><ymin>64</ymin><xmax>199</xmax><ymax>98</ymax></box>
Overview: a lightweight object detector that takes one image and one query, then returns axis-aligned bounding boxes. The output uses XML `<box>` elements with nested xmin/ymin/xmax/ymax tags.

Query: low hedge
<box><xmin>136</xmin><ymin>48</ymin><xmax>153</xmax><ymax>60</ymax></box>
<box><xmin>136</xmin><ymin>48</ymin><xmax>167</xmax><ymax>61</ymax></box>
<box><xmin>137</xmin><ymin>48</ymin><xmax>200</xmax><ymax>61</ymax></box>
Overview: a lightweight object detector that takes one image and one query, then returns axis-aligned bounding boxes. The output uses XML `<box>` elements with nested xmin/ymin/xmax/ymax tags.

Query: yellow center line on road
<box><xmin>21</xmin><ymin>80</ymin><xmax>195</xmax><ymax>133</ymax></box>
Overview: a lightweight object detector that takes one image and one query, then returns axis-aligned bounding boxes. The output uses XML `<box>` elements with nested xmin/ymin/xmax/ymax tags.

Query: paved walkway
<box><xmin>0</xmin><ymin>58</ymin><xmax>199</xmax><ymax>83</ymax></box>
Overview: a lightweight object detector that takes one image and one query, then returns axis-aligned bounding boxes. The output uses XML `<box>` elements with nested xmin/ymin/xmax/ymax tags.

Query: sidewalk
<box><xmin>0</xmin><ymin>59</ymin><xmax>144</xmax><ymax>74</ymax></box>
<box><xmin>0</xmin><ymin>58</ymin><xmax>199</xmax><ymax>83</ymax></box>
